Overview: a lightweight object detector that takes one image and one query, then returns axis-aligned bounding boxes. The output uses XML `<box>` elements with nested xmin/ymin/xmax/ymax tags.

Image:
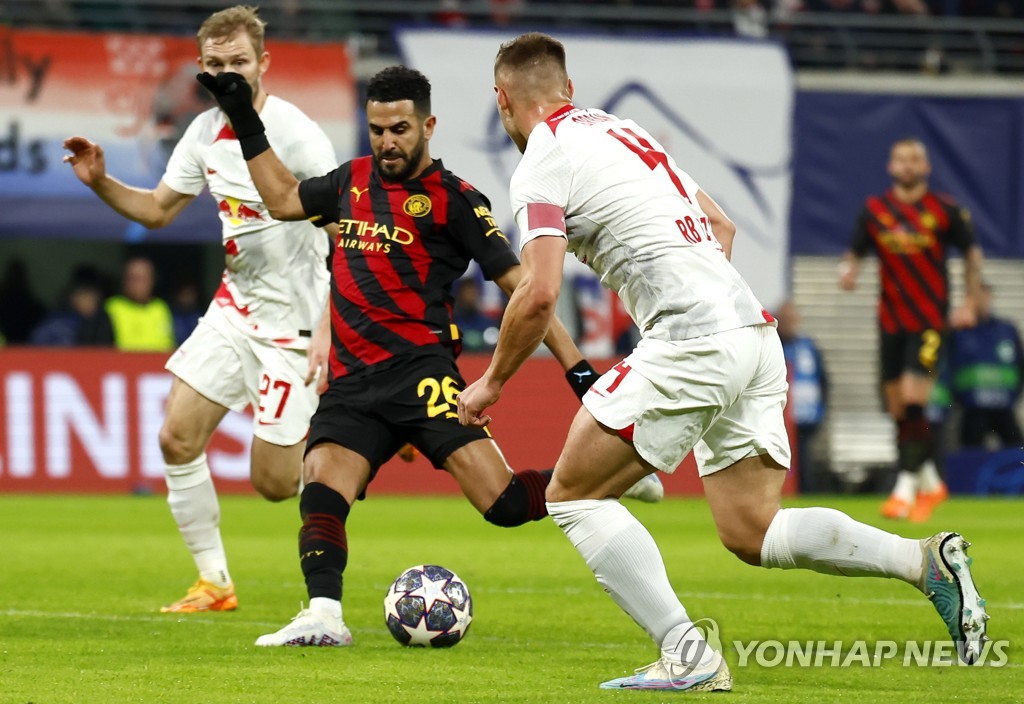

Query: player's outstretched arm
<box><xmin>458</xmin><ymin>236</ymin><xmax>568</xmax><ymax>427</ymax></box>
<box><xmin>494</xmin><ymin>264</ymin><xmax>594</xmax><ymax>400</ymax></box>
<box><xmin>63</xmin><ymin>136</ymin><xmax>193</xmax><ymax>228</ymax></box>
<box><xmin>196</xmin><ymin>72</ymin><xmax>307</xmax><ymax>221</ymax></box>
<box><xmin>493</xmin><ymin>265</ymin><xmax>584</xmax><ymax>371</ymax></box>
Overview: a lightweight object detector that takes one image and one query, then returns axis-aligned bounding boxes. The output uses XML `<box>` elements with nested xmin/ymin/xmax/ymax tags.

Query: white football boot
<box><xmin>622</xmin><ymin>473</ymin><xmax>665</xmax><ymax>503</ymax></box>
<box><xmin>255</xmin><ymin>607</ymin><xmax>353</xmax><ymax>647</ymax></box>
<box><xmin>600</xmin><ymin>649</ymin><xmax>732</xmax><ymax>691</ymax></box>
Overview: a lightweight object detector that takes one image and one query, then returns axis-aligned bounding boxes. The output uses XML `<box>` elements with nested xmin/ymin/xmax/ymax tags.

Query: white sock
<box><xmin>917</xmin><ymin>460</ymin><xmax>943</xmax><ymax>493</ymax></box>
<box><xmin>310</xmin><ymin>596</ymin><xmax>342</xmax><ymax>620</ymax></box>
<box><xmin>760</xmin><ymin>507</ymin><xmax>922</xmax><ymax>585</ymax></box>
<box><xmin>165</xmin><ymin>453</ymin><xmax>231</xmax><ymax>587</ymax></box>
<box><xmin>661</xmin><ymin>620</ymin><xmax>716</xmax><ymax>667</ymax></box>
<box><xmin>891</xmin><ymin>471</ymin><xmax>918</xmax><ymax>503</ymax></box>
<box><xmin>547</xmin><ymin>499</ymin><xmax>696</xmax><ymax>653</ymax></box>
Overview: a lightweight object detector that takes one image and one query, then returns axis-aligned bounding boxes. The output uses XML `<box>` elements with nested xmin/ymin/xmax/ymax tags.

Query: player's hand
<box><xmin>565</xmin><ymin>359</ymin><xmax>599</xmax><ymax>401</ymax></box>
<box><xmin>196</xmin><ymin>72</ymin><xmax>264</xmax><ymax>140</ymax></box>
<box><xmin>305</xmin><ymin>334</ymin><xmax>330</xmax><ymax>395</ymax></box>
<box><xmin>838</xmin><ymin>263</ymin><xmax>857</xmax><ymax>291</ymax></box>
<box><xmin>457</xmin><ymin>377</ymin><xmax>501</xmax><ymax>428</ymax></box>
<box><xmin>62</xmin><ymin>137</ymin><xmax>107</xmax><ymax>188</ymax></box>
<box><xmin>950</xmin><ymin>301</ymin><xmax>977</xmax><ymax>329</ymax></box>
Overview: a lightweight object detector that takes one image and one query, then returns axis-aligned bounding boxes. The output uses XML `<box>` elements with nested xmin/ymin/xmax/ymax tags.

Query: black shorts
<box><xmin>306</xmin><ymin>352</ymin><xmax>491</xmax><ymax>473</ymax></box>
<box><xmin>879</xmin><ymin>329</ymin><xmax>943</xmax><ymax>382</ymax></box>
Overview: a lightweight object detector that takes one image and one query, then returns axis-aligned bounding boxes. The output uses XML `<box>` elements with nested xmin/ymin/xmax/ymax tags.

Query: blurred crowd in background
<box><xmin>0</xmin><ymin>256</ymin><xmax>199</xmax><ymax>352</ymax></box>
<box><xmin>15</xmin><ymin>0</ymin><xmax>1024</xmax><ymax>24</ymax></box>
<box><xmin>7</xmin><ymin>0</ymin><xmax>1022</xmax><ymax>80</ymax></box>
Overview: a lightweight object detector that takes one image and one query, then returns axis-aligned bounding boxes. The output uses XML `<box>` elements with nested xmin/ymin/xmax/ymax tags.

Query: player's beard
<box><xmin>893</xmin><ymin>171</ymin><xmax>926</xmax><ymax>190</ymax></box>
<box><xmin>376</xmin><ymin>137</ymin><xmax>427</xmax><ymax>183</ymax></box>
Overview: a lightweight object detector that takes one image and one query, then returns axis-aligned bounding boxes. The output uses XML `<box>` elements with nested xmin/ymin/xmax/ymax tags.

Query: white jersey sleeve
<box><xmin>277</xmin><ymin>116</ymin><xmax>337</xmax><ymax>181</ymax></box>
<box><xmin>162</xmin><ymin>116</ymin><xmax>208</xmax><ymax>196</ymax></box>
<box><xmin>510</xmin><ymin>133</ymin><xmax>572</xmax><ymax>247</ymax></box>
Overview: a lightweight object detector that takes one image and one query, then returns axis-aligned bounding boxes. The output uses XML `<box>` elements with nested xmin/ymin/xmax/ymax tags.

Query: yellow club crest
<box><xmin>403</xmin><ymin>194</ymin><xmax>432</xmax><ymax>218</ymax></box>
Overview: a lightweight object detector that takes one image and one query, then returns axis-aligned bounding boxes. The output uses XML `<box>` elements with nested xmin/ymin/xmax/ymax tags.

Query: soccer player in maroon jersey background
<box><xmin>839</xmin><ymin>138</ymin><xmax>985</xmax><ymax>522</ymax></box>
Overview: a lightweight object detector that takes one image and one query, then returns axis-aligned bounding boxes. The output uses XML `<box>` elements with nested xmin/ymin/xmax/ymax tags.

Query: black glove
<box><xmin>196</xmin><ymin>72</ymin><xmax>269</xmax><ymax>159</ymax></box>
<box><xmin>565</xmin><ymin>359</ymin><xmax>599</xmax><ymax>401</ymax></box>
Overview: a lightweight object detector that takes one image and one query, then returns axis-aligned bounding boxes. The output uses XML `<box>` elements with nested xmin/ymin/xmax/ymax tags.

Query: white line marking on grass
<box><xmin>5</xmin><ymin>609</ymin><xmax>1020</xmax><ymax>660</ymax></box>
<box><xmin>2</xmin><ymin>609</ymin><xmax>283</xmax><ymax>627</ymax></box>
<box><xmin>468</xmin><ymin>587</ymin><xmax>1024</xmax><ymax>612</ymax></box>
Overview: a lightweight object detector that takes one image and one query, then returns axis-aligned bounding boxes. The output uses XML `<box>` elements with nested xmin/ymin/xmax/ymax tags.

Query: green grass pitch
<box><xmin>1</xmin><ymin>493</ymin><xmax>1020</xmax><ymax>703</ymax></box>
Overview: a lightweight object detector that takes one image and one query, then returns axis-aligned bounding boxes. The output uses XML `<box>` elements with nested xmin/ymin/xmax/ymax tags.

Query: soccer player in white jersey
<box><xmin>458</xmin><ymin>32</ymin><xmax>989</xmax><ymax>690</ymax></box>
<box><xmin>62</xmin><ymin>6</ymin><xmax>336</xmax><ymax>613</ymax></box>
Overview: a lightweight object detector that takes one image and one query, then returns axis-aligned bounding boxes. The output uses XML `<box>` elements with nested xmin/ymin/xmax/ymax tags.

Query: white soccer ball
<box><xmin>383</xmin><ymin>564</ymin><xmax>473</xmax><ymax>647</ymax></box>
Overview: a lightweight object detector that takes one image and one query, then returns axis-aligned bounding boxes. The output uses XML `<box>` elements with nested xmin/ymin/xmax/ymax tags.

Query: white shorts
<box><xmin>583</xmin><ymin>324</ymin><xmax>791</xmax><ymax>476</ymax></box>
<box><xmin>165</xmin><ymin>304</ymin><xmax>318</xmax><ymax>446</ymax></box>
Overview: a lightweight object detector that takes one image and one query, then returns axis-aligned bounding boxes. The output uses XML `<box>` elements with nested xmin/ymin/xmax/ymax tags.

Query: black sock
<box><xmin>298</xmin><ymin>482</ymin><xmax>350</xmax><ymax>601</ymax></box>
<box><xmin>897</xmin><ymin>405</ymin><xmax>932</xmax><ymax>475</ymax></box>
<box><xmin>484</xmin><ymin>469</ymin><xmax>552</xmax><ymax>527</ymax></box>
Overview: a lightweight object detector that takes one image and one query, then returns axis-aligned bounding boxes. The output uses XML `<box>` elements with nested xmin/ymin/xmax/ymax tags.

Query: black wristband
<box><xmin>239</xmin><ymin>132</ymin><xmax>271</xmax><ymax>161</ymax></box>
<box><xmin>565</xmin><ymin>359</ymin><xmax>599</xmax><ymax>401</ymax></box>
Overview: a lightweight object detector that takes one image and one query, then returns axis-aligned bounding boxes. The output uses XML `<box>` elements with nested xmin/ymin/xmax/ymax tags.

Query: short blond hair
<box><xmin>197</xmin><ymin>5</ymin><xmax>266</xmax><ymax>56</ymax></box>
<box><xmin>494</xmin><ymin>32</ymin><xmax>567</xmax><ymax>81</ymax></box>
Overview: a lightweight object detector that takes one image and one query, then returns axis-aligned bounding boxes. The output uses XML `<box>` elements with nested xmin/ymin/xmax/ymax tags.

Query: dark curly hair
<box><xmin>366</xmin><ymin>66</ymin><xmax>431</xmax><ymax>118</ymax></box>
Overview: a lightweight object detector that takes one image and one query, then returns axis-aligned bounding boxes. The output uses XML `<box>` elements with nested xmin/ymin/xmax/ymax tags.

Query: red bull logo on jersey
<box><xmin>218</xmin><ymin>197</ymin><xmax>267</xmax><ymax>226</ymax></box>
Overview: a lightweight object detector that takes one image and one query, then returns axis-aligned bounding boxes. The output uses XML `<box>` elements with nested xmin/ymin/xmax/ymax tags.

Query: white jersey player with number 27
<box><xmin>164</xmin><ymin>96</ymin><xmax>333</xmax><ymax>350</ymax></box>
<box><xmin>511</xmin><ymin>105</ymin><xmax>788</xmax><ymax>475</ymax></box>
<box><xmin>63</xmin><ymin>10</ymin><xmax>343</xmax><ymax>615</ymax></box>
<box><xmin>164</xmin><ymin>95</ymin><xmax>335</xmax><ymax>445</ymax></box>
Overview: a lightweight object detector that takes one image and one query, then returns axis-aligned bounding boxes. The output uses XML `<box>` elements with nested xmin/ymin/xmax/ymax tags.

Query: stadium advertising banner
<box><xmin>0</xmin><ymin>28</ymin><xmax>356</xmax><ymax>241</ymax></box>
<box><xmin>396</xmin><ymin>29</ymin><xmax>794</xmax><ymax>339</ymax></box>
<box><xmin>0</xmin><ymin>348</ymin><xmax>732</xmax><ymax>496</ymax></box>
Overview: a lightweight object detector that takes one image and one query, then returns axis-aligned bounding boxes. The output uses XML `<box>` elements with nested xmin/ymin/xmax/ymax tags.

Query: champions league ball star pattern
<box><xmin>384</xmin><ymin>565</ymin><xmax>473</xmax><ymax>647</ymax></box>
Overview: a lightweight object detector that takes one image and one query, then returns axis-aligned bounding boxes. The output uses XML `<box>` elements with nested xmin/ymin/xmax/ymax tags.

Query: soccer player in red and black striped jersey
<box><xmin>198</xmin><ymin>64</ymin><xmax>661</xmax><ymax>647</ymax></box>
<box><xmin>839</xmin><ymin>138</ymin><xmax>985</xmax><ymax>522</ymax></box>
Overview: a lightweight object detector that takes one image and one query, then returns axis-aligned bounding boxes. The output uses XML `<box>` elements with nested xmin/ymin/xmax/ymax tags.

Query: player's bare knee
<box><xmin>158</xmin><ymin>424</ymin><xmax>201</xmax><ymax>465</ymax></box>
<box><xmin>251</xmin><ymin>472</ymin><xmax>298</xmax><ymax>502</ymax></box>
<box><xmin>717</xmin><ymin>527</ymin><xmax>765</xmax><ymax>566</ymax></box>
<box><xmin>544</xmin><ymin>474</ymin><xmax>575</xmax><ymax>503</ymax></box>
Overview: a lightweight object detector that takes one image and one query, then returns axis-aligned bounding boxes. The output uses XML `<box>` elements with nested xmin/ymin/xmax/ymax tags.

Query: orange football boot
<box><xmin>160</xmin><ymin>579</ymin><xmax>238</xmax><ymax>613</ymax></box>
<box><xmin>880</xmin><ymin>495</ymin><xmax>913</xmax><ymax>520</ymax></box>
<box><xmin>909</xmin><ymin>482</ymin><xmax>949</xmax><ymax>523</ymax></box>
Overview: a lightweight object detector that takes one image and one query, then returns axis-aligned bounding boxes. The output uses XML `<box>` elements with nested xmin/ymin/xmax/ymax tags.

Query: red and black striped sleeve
<box><xmin>447</xmin><ymin>182</ymin><xmax>519</xmax><ymax>280</ymax></box>
<box><xmin>850</xmin><ymin>206</ymin><xmax>875</xmax><ymax>257</ymax></box>
<box><xmin>298</xmin><ymin>162</ymin><xmax>351</xmax><ymax>227</ymax></box>
<box><xmin>944</xmin><ymin>202</ymin><xmax>976</xmax><ymax>253</ymax></box>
